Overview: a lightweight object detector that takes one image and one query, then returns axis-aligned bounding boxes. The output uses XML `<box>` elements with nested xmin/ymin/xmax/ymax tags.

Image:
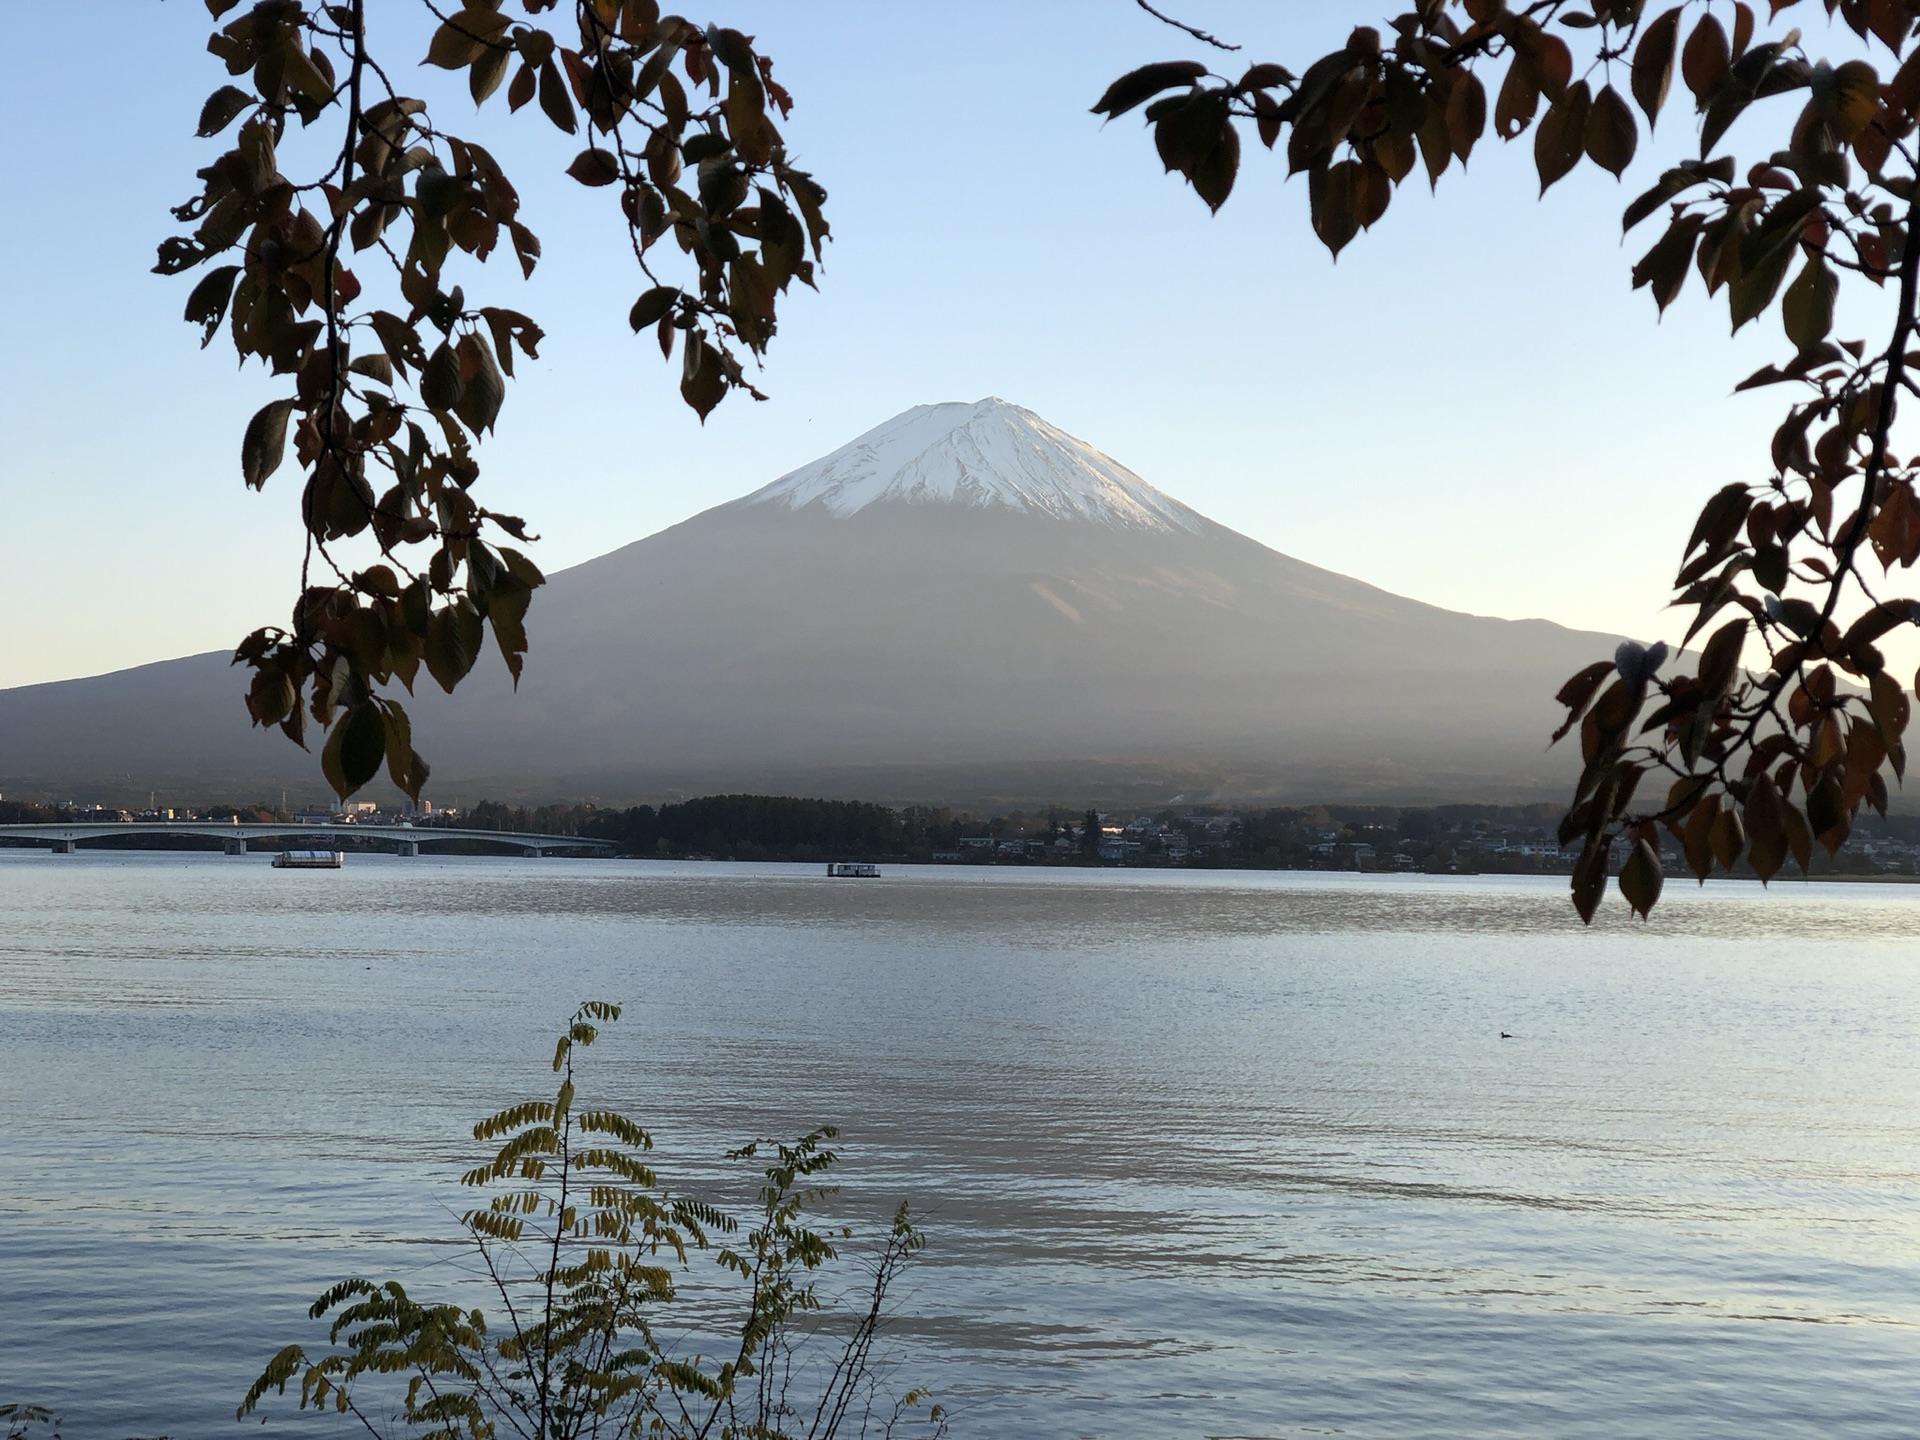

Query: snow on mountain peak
<box><xmin>739</xmin><ymin>398</ymin><xmax>1205</xmax><ymax>532</ymax></box>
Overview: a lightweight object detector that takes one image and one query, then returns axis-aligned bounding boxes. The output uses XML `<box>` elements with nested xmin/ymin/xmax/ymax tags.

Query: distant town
<box><xmin>6</xmin><ymin>793</ymin><xmax>1920</xmax><ymax>879</ymax></box>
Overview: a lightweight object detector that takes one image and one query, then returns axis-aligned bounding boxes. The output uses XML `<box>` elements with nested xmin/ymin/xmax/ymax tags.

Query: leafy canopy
<box><xmin>1100</xmin><ymin>0</ymin><xmax>1920</xmax><ymax>921</ymax></box>
<box><xmin>168</xmin><ymin>1</ymin><xmax>828</xmax><ymax>801</ymax></box>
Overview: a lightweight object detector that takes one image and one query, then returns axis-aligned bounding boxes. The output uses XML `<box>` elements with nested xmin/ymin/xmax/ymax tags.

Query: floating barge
<box><xmin>273</xmin><ymin>850</ymin><xmax>344</xmax><ymax>869</ymax></box>
<box><xmin>826</xmin><ymin>862</ymin><xmax>880</xmax><ymax>878</ymax></box>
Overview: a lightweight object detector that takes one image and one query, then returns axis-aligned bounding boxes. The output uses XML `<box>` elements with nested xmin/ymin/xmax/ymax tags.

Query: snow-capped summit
<box><xmin>738</xmin><ymin>397</ymin><xmax>1205</xmax><ymax>533</ymax></box>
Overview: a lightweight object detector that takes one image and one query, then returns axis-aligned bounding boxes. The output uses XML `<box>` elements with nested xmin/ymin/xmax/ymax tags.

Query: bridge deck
<box><xmin>0</xmin><ymin>822</ymin><xmax>614</xmax><ymax>854</ymax></box>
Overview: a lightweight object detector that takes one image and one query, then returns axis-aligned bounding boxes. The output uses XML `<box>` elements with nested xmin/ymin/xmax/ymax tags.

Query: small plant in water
<box><xmin>240</xmin><ymin>1001</ymin><xmax>943</xmax><ymax>1439</ymax></box>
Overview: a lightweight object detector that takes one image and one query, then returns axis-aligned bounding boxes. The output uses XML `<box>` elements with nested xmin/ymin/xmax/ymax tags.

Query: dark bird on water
<box><xmin>1500</xmin><ymin>1032</ymin><xmax>1513</xmax><ymax>1039</ymax></box>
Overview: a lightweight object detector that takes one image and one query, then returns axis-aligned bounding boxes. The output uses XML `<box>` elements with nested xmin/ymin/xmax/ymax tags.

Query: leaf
<box><xmin>1870</xmin><ymin>670</ymin><xmax>1911</xmax><ymax>778</ymax></box>
<box><xmin>1619</xmin><ymin>838</ymin><xmax>1664</xmax><ymax>918</ymax></box>
<box><xmin>629</xmin><ymin>286</ymin><xmax>679</xmax><ymax>331</ymax></box>
<box><xmin>1681</xmin><ymin>13</ymin><xmax>1730</xmax><ymax>106</ymax></box>
<box><xmin>320</xmin><ymin>703</ymin><xmax>385</xmax><ymax>799</ymax></box>
<box><xmin>1780</xmin><ymin>797</ymin><xmax>1813</xmax><ymax>874</ymax></box>
<box><xmin>1815</xmin><ymin>59</ymin><xmax>1880</xmax><ymax>143</ymax></box>
<box><xmin>197</xmin><ymin>85</ymin><xmax>254</xmax><ymax>137</ymax></box>
<box><xmin>453</xmin><ymin>333</ymin><xmax>506</xmax><ymax>435</ymax></box>
<box><xmin>1744</xmin><ymin>773</ymin><xmax>1786</xmax><ymax>882</ymax></box>
<box><xmin>539</xmin><ymin>57</ymin><xmax>577</xmax><ymax>133</ymax></box>
<box><xmin>1535</xmin><ymin>82</ymin><xmax>1592</xmax><ymax>194</ymax></box>
<box><xmin>424</xmin><ymin>605</ymin><xmax>478</xmax><ymax>693</ymax></box>
<box><xmin>1311</xmin><ymin>159</ymin><xmax>1360</xmax><ymax>258</ymax></box>
<box><xmin>1632</xmin><ymin>8</ymin><xmax>1681</xmax><ymax>125</ymax></box>
<box><xmin>184</xmin><ymin>264</ymin><xmax>240</xmax><ymax>347</ymax></box>
<box><xmin>1447</xmin><ymin>71</ymin><xmax>1488</xmax><ymax>161</ymax></box>
<box><xmin>566</xmin><ymin>148</ymin><xmax>621</xmax><ymax>187</ymax></box>
<box><xmin>1552</xmin><ymin>660</ymin><xmax>1617</xmax><ymax>743</ymax></box>
<box><xmin>1631</xmin><ymin>210</ymin><xmax>1704</xmax><ymax>312</ymax></box>
<box><xmin>426</xmin><ymin>19</ymin><xmax>489</xmax><ymax>70</ymax></box>
<box><xmin>1190</xmin><ymin>117</ymin><xmax>1240</xmax><ymax>213</ymax></box>
<box><xmin>1091</xmin><ymin>61</ymin><xmax>1208</xmax><ymax>119</ymax></box>
<box><xmin>421</xmin><ymin>342</ymin><xmax>465</xmax><ymax>412</ymax></box>
<box><xmin>380</xmin><ymin>702</ymin><xmax>429</xmax><ymax>801</ymax></box>
<box><xmin>1697</xmin><ymin>615</ymin><xmax>1750</xmax><ymax>695</ymax></box>
<box><xmin>1495</xmin><ymin>56</ymin><xmax>1540</xmax><ymax>140</ymax></box>
<box><xmin>242</xmin><ymin>399</ymin><xmax>296</xmax><ymax>490</ymax></box>
<box><xmin>1571</xmin><ymin>835</ymin><xmax>1611</xmax><ymax>923</ymax></box>
<box><xmin>1781</xmin><ymin>255</ymin><xmax>1837</xmax><ymax>354</ymax></box>
<box><xmin>1584</xmin><ymin>85</ymin><xmax>1638</xmax><ymax>178</ymax></box>
<box><xmin>1708</xmin><ymin>801</ymin><xmax>1746</xmax><ymax>868</ymax></box>
<box><xmin>1682</xmin><ymin>795</ymin><xmax>1717</xmax><ymax>879</ymax></box>
<box><xmin>1727</xmin><ymin>237</ymin><xmax>1797</xmax><ymax>333</ymax></box>
<box><xmin>1807</xmin><ymin>773</ymin><xmax>1848</xmax><ymax>855</ymax></box>
<box><xmin>1685</xmin><ymin>483</ymin><xmax>1752</xmax><ymax>560</ymax></box>
<box><xmin>680</xmin><ymin>336</ymin><xmax>728</xmax><ymax>420</ymax></box>
<box><xmin>1623</xmin><ymin>164</ymin><xmax>1714</xmax><ymax>232</ymax></box>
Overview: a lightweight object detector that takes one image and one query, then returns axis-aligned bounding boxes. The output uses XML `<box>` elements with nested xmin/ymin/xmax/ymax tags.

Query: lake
<box><xmin>1</xmin><ymin>854</ymin><xmax>1916</xmax><ymax>1438</ymax></box>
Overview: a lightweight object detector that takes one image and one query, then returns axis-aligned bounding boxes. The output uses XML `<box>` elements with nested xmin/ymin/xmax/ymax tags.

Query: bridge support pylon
<box><xmin>396</xmin><ymin>841</ymin><xmax>419</xmax><ymax>857</ymax></box>
<box><xmin>224</xmin><ymin>838</ymin><xmax>247</xmax><ymax>856</ymax></box>
<box><xmin>50</xmin><ymin>839</ymin><xmax>75</xmax><ymax>855</ymax></box>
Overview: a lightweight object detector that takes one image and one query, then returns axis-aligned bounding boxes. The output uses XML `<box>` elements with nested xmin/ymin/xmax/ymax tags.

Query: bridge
<box><xmin>0</xmin><ymin>821</ymin><xmax>615</xmax><ymax>858</ymax></box>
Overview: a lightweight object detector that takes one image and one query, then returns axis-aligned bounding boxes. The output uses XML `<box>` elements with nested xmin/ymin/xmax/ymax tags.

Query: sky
<box><xmin>0</xmin><ymin>1</ymin><xmax>1858</xmax><ymax>688</ymax></box>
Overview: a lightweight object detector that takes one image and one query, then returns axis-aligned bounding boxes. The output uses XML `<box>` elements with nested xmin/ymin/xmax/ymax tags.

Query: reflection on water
<box><xmin>1</xmin><ymin>856</ymin><xmax>1917</xmax><ymax>1438</ymax></box>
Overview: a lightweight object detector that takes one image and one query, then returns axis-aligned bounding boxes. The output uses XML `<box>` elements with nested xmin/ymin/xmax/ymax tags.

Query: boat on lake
<box><xmin>273</xmin><ymin>850</ymin><xmax>344</xmax><ymax>869</ymax></box>
<box><xmin>826</xmin><ymin>862</ymin><xmax>880</xmax><ymax>878</ymax></box>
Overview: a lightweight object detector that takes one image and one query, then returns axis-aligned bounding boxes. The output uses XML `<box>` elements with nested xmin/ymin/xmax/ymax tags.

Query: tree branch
<box><xmin>1132</xmin><ymin>0</ymin><xmax>1240</xmax><ymax>52</ymax></box>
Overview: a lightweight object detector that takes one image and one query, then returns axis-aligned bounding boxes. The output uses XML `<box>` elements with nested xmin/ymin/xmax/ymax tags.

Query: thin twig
<box><xmin>1133</xmin><ymin>0</ymin><xmax>1240</xmax><ymax>51</ymax></box>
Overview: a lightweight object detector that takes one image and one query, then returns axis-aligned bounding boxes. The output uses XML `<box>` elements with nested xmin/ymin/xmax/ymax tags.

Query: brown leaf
<box><xmin>1619</xmin><ymin>838</ymin><xmax>1665</xmax><ymax>919</ymax></box>
<box><xmin>566</xmin><ymin>148</ymin><xmax>621</xmax><ymax>187</ymax></box>
<box><xmin>1681</xmin><ymin>14</ymin><xmax>1730</xmax><ymax>106</ymax></box>
<box><xmin>539</xmin><ymin>57</ymin><xmax>578</xmax><ymax>133</ymax></box>
<box><xmin>1585</xmin><ymin>85</ymin><xmax>1638</xmax><ymax>178</ymax></box>
<box><xmin>1447</xmin><ymin>71</ymin><xmax>1487</xmax><ymax>162</ymax></box>
<box><xmin>1572</xmin><ymin>835</ymin><xmax>1612</xmax><ymax>923</ymax></box>
<box><xmin>1535</xmin><ymin>82</ymin><xmax>1592</xmax><ymax>194</ymax></box>
<box><xmin>242</xmin><ymin>399</ymin><xmax>296</xmax><ymax>490</ymax></box>
<box><xmin>1495</xmin><ymin>56</ymin><xmax>1540</xmax><ymax>140</ymax></box>
<box><xmin>1745</xmin><ymin>773</ymin><xmax>1786</xmax><ymax>882</ymax></box>
<box><xmin>1632</xmin><ymin>9</ymin><xmax>1681</xmax><ymax>125</ymax></box>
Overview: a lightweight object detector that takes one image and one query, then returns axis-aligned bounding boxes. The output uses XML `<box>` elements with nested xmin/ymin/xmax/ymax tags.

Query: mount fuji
<box><xmin>0</xmin><ymin>399</ymin><xmax>1621</xmax><ymax>806</ymax></box>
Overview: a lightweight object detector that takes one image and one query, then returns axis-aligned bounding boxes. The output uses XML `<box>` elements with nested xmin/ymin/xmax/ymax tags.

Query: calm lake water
<box><xmin>1</xmin><ymin>854</ymin><xmax>1917</xmax><ymax>1438</ymax></box>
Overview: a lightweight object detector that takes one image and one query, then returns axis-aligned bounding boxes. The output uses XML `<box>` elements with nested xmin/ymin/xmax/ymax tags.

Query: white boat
<box><xmin>273</xmin><ymin>850</ymin><xmax>344</xmax><ymax>869</ymax></box>
<box><xmin>826</xmin><ymin>862</ymin><xmax>880</xmax><ymax>878</ymax></box>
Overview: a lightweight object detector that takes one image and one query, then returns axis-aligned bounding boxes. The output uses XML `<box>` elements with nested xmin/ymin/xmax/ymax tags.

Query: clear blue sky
<box><xmin>0</xmin><ymin>2</ymin><xmax>1830</xmax><ymax>687</ymax></box>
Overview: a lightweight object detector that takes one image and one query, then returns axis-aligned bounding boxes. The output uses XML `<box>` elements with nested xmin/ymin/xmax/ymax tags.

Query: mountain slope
<box><xmin>0</xmin><ymin>399</ymin><xmax>1619</xmax><ymax>807</ymax></box>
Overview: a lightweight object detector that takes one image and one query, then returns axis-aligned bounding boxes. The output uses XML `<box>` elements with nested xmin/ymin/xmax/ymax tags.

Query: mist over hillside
<box><xmin>0</xmin><ymin>399</ymin><xmax>1619</xmax><ymax>809</ymax></box>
